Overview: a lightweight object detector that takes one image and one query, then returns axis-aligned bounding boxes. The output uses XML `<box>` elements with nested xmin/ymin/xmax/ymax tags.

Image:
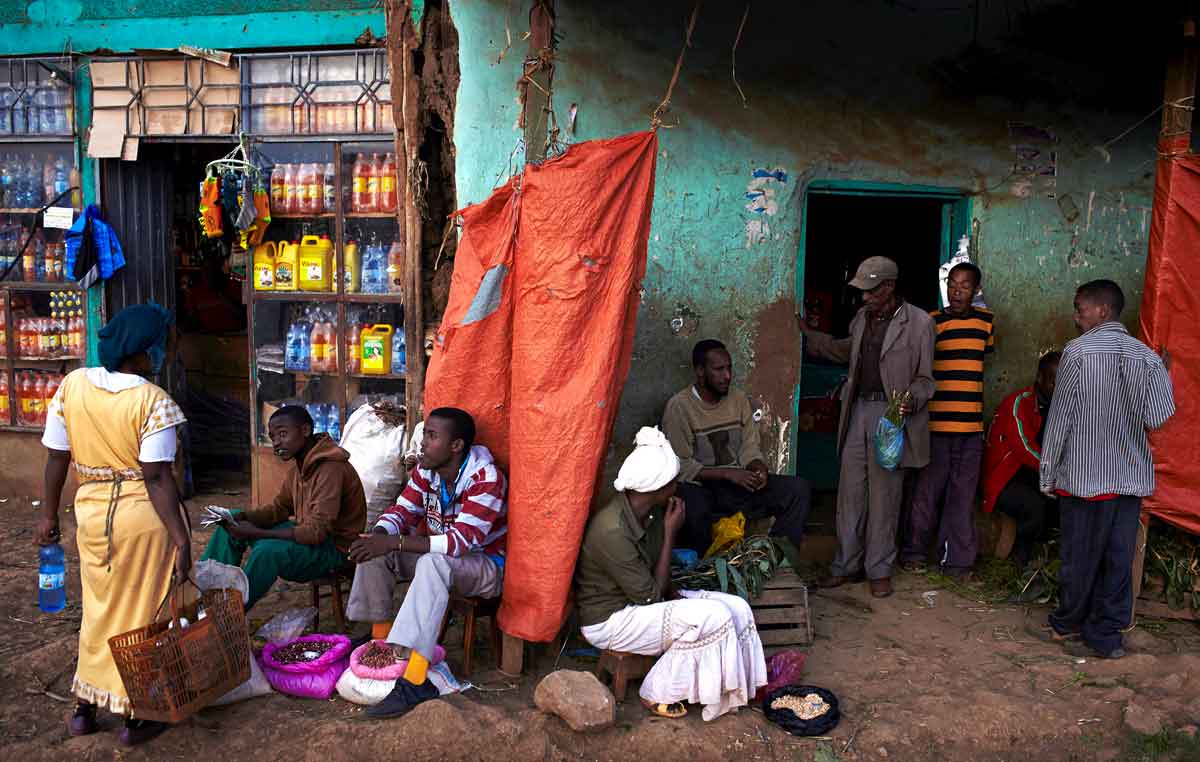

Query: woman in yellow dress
<box><xmin>34</xmin><ymin>304</ymin><xmax>191</xmax><ymax>747</ymax></box>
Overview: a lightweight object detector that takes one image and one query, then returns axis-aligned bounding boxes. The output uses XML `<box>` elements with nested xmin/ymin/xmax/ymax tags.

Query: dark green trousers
<box><xmin>201</xmin><ymin>520</ymin><xmax>345</xmax><ymax>609</ymax></box>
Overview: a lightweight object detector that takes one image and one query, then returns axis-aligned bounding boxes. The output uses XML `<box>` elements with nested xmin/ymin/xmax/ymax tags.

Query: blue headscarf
<box><xmin>97</xmin><ymin>304</ymin><xmax>173</xmax><ymax>374</ymax></box>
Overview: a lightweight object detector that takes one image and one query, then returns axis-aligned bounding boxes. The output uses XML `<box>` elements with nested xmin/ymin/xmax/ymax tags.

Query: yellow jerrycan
<box><xmin>274</xmin><ymin>240</ymin><xmax>298</xmax><ymax>292</ymax></box>
<box><xmin>298</xmin><ymin>234</ymin><xmax>331</xmax><ymax>292</ymax></box>
<box><xmin>252</xmin><ymin>241</ymin><xmax>276</xmax><ymax>291</ymax></box>
<box><xmin>360</xmin><ymin>324</ymin><xmax>394</xmax><ymax>375</ymax></box>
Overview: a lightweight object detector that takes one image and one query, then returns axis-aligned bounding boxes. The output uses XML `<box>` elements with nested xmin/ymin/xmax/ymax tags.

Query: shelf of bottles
<box><xmin>0</xmin><ymin>144</ymin><xmax>82</xmax><ymax>286</ymax></box>
<box><xmin>0</xmin><ymin>288</ymin><xmax>86</xmax><ymax>431</ymax></box>
<box><xmin>0</xmin><ymin>57</ymin><xmax>75</xmax><ymax>139</ymax></box>
<box><xmin>248</xmin><ymin>139</ymin><xmax>404</xmax><ymax>447</ymax></box>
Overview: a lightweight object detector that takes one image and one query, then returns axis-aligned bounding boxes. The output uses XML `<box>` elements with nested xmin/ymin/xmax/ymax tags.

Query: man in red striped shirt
<box><xmin>345</xmin><ymin>407</ymin><xmax>507</xmax><ymax>718</ymax></box>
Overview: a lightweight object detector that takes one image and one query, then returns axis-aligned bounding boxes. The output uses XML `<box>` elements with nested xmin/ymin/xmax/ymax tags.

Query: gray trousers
<box><xmin>345</xmin><ymin>550</ymin><xmax>502</xmax><ymax>660</ymax></box>
<box><xmin>832</xmin><ymin>400</ymin><xmax>907</xmax><ymax>580</ymax></box>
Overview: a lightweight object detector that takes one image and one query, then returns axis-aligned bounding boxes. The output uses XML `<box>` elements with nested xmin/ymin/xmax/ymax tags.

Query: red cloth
<box><xmin>1140</xmin><ymin>137</ymin><xmax>1200</xmax><ymax>533</ymax></box>
<box><xmin>981</xmin><ymin>385</ymin><xmax>1043</xmax><ymax>513</ymax></box>
<box><xmin>424</xmin><ymin>132</ymin><xmax>658</xmax><ymax>641</ymax></box>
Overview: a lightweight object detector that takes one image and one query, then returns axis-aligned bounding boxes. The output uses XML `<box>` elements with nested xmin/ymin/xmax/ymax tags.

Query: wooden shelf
<box><xmin>271</xmin><ymin>213</ymin><xmax>335</xmax><ymax>219</ymax></box>
<box><xmin>350</xmin><ymin>372</ymin><xmax>406</xmax><ymax>380</ymax></box>
<box><xmin>344</xmin><ymin>211</ymin><xmax>398</xmax><ymax>219</ymax></box>
<box><xmin>13</xmin><ymin>356</ymin><xmax>84</xmax><ymax>364</ymax></box>
<box><xmin>343</xmin><ymin>293</ymin><xmax>403</xmax><ymax>303</ymax></box>
<box><xmin>0</xmin><ymin>208</ymin><xmax>44</xmax><ymax>215</ymax></box>
<box><xmin>251</xmin><ymin>291</ymin><xmax>338</xmax><ymax>302</ymax></box>
<box><xmin>0</xmin><ymin>424</ymin><xmax>45</xmax><ymax>433</ymax></box>
<box><xmin>0</xmin><ymin>281</ymin><xmax>82</xmax><ymax>292</ymax></box>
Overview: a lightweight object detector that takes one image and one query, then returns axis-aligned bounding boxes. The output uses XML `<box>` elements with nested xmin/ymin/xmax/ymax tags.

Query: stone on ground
<box><xmin>1122</xmin><ymin>702</ymin><xmax>1165</xmax><ymax>736</ymax></box>
<box><xmin>534</xmin><ymin>670</ymin><xmax>615</xmax><ymax>732</ymax></box>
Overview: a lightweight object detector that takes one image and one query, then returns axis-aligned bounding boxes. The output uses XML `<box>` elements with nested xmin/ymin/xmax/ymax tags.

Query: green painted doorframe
<box><xmin>788</xmin><ymin>180</ymin><xmax>972</xmax><ymax>475</ymax></box>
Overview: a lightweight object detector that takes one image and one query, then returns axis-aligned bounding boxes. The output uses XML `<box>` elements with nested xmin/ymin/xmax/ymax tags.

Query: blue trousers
<box><xmin>1049</xmin><ymin>495</ymin><xmax>1140</xmax><ymax>655</ymax></box>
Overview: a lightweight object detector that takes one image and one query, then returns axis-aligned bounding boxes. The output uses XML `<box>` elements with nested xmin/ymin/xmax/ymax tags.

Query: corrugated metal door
<box><xmin>99</xmin><ymin>154</ymin><xmax>176</xmax><ymax>389</ymax></box>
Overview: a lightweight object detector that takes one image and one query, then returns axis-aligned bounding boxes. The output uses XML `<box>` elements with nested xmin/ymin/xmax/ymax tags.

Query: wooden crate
<box><xmin>750</xmin><ymin>568</ymin><xmax>812</xmax><ymax>649</ymax></box>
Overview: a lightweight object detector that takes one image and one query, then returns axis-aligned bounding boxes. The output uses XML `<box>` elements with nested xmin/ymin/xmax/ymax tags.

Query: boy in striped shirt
<box><xmin>902</xmin><ymin>262</ymin><xmax>994</xmax><ymax>578</ymax></box>
<box><xmin>345</xmin><ymin>407</ymin><xmax>507</xmax><ymax>717</ymax></box>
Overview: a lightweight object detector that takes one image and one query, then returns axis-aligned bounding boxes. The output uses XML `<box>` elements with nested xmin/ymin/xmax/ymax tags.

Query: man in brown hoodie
<box><xmin>202</xmin><ymin>405</ymin><xmax>366</xmax><ymax>608</ymax></box>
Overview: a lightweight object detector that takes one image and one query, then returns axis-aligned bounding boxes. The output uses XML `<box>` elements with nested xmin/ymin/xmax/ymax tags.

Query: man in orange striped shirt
<box><xmin>901</xmin><ymin>262</ymin><xmax>994</xmax><ymax>578</ymax></box>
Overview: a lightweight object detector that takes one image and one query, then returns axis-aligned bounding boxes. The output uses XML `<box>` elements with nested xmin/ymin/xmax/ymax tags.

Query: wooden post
<box><xmin>385</xmin><ymin>0</ymin><xmax>426</xmax><ymax>420</ymax></box>
<box><xmin>521</xmin><ymin>1</ymin><xmax>555</xmax><ymax>164</ymax></box>
<box><xmin>1132</xmin><ymin>16</ymin><xmax>1198</xmax><ymax>625</ymax></box>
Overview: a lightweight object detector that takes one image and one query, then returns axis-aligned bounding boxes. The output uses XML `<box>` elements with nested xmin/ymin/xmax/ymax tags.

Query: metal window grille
<box><xmin>90</xmin><ymin>56</ymin><xmax>240</xmax><ymax>137</ymax></box>
<box><xmin>0</xmin><ymin>57</ymin><xmax>76</xmax><ymax>138</ymax></box>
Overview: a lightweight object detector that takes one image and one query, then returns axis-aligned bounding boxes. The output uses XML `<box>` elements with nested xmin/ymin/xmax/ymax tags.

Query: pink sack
<box><xmin>260</xmin><ymin>634</ymin><xmax>352</xmax><ymax>700</ymax></box>
<box><xmin>348</xmin><ymin>640</ymin><xmax>446</xmax><ymax>681</ymax></box>
<box><xmin>755</xmin><ymin>649</ymin><xmax>808</xmax><ymax>702</ymax></box>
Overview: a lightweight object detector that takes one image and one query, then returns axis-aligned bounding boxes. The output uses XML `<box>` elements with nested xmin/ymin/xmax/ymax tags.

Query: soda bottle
<box><xmin>304</xmin><ymin>162</ymin><xmax>322</xmax><ymax>214</ymax></box>
<box><xmin>391</xmin><ymin>327</ymin><xmax>407</xmax><ymax>375</ymax></box>
<box><xmin>0</xmin><ymin>371</ymin><xmax>8</xmax><ymax>423</ymax></box>
<box><xmin>352</xmin><ymin>153</ymin><xmax>371</xmax><ymax>213</ymax></box>
<box><xmin>387</xmin><ymin>240</ymin><xmax>404</xmax><ymax>293</ymax></box>
<box><xmin>325</xmin><ymin>404</ymin><xmax>341</xmax><ymax>443</ymax></box>
<box><xmin>22</xmin><ymin>236</ymin><xmax>36</xmax><ymax>282</ymax></box>
<box><xmin>322</xmin><ymin>162</ymin><xmax>336</xmax><ymax>213</ymax></box>
<box><xmin>347</xmin><ymin>318</ymin><xmax>362</xmax><ymax>374</ymax></box>
<box><xmin>270</xmin><ymin>164</ymin><xmax>287</xmax><ymax>211</ymax></box>
<box><xmin>283</xmin><ymin>163</ymin><xmax>299</xmax><ymax>215</ymax></box>
<box><xmin>379</xmin><ymin>153</ymin><xmax>398</xmax><ymax>212</ymax></box>
<box><xmin>284</xmin><ymin>322</ymin><xmax>301</xmax><ymax>371</ymax></box>
<box><xmin>32</xmin><ymin>373</ymin><xmax>46</xmax><ymax>425</ymax></box>
<box><xmin>366</xmin><ymin>153</ymin><xmax>382</xmax><ymax>213</ymax></box>
<box><xmin>44</xmin><ymin>372</ymin><xmax>60</xmax><ymax>414</ymax></box>
<box><xmin>38</xmin><ymin>542</ymin><xmax>67</xmax><ymax>614</ymax></box>
<box><xmin>308</xmin><ymin>318</ymin><xmax>327</xmax><ymax>373</ymax></box>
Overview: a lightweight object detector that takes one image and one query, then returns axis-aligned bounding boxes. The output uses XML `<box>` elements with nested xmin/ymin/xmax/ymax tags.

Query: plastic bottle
<box><xmin>346</xmin><ymin>317</ymin><xmax>362</xmax><ymax>375</ymax></box>
<box><xmin>274</xmin><ymin>240</ymin><xmax>298</xmax><ymax>291</ymax></box>
<box><xmin>0</xmin><ymin>155</ymin><xmax>12</xmax><ymax>207</ymax></box>
<box><xmin>283</xmin><ymin>164</ymin><xmax>299</xmax><ymax>215</ymax></box>
<box><xmin>387</xmin><ymin>240</ymin><xmax>405</xmax><ymax>293</ymax></box>
<box><xmin>27</xmin><ymin>158</ymin><xmax>43</xmax><ymax>207</ymax></box>
<box><xmin>44</xmin><ymin>372</ymin><xmax>60</xmax><ymax>413</ymax></box>
<box><xmin>69</xmin><ymin>167</ymin><xmax>81</xmax><ymax>209</ymax></box>
<box><xmin>297</xmin><ymin>314</ymin><xmax>312</xmax><ymax>372</ymax></box>
<box><xmin>52</xmin><ymin>156</ymin><xmax>68</xmax><ymax>199</ymax></box>
<box><xmin>0</xmin><ymin>371</ymin><xmax>8</xmax><ymax>423</ymax></box>
<box><xmin>22</xmin><ymin>238</ymin><xmax>35</xmax><ymax>282</ymax></box>
<box><xmin>306</xmin><ymin>403</ymin><xmax>325</xmax><ymax>434</ymax></box>
<box><xmin>32</xmin><ymin>373</ymin><xmax>46</xmax><ymax>425</ymax></box>
<box><xmin>360</xmin><ymin>324</ymin><xmax>393</xmax><ymax>375</ymax></box>
<box><xmin>391</xmin><ymin>326</ymin><xmax>407</xmax><ymax>375</ymax></box>
<box><xmin>12</xmin><ymin>92</ymin><xmax>27</xmax><ymax>134</ymax></box>
<box><xmin>379</xmin><ymin>153</ymin><xmax>398</xmax><ymax>212</ymax></box>
<box><xmin>284</xmin><ymin>323</ymin><xmax>301</xmax><ymax>371</ymax></box>
<box><xmin>322</xmin><ymin>162</ymin><xmax>336</xmax><ymax>213</ymax></box>
<box><xmin>359</xmin><ymin>233</ymin><xmax>381</xmax><ymax>294</ymax></box>
<box><xmin>342</xmin><ymin>240</ymin><xmax>360</xmax><ymax>294</ymax></box>
<box><xmin>38</xmin><ymin>542</ymin><xmax>66</xmax><ymax>613</ymax></box>
<box><xmin>270</xmin><ymin>165</ymin><xmax>287</xmax><ymax>211</ymax></box>
<box><xmin>325</xmin><ymin>404</ymin><xmax>341</xmax><ymax>443</ymax></box>
<box><xmin>307</xmin><ymin>162</ymin><xmax>324</xmax><ymax>214</ymax></box>
<box><xmin>352</xmin><ymin>153</ymin><xmax>371</xmax><ymax>213</ymax></box>
<box><xmin>253</xmin><ymin>242</ymin><xmax>276</xmax><ymax>291</ymax></box>
<box><xmin>308</xmin><ymin>316</ymin><xmax>328</xmax><ymax>373</ymax></box>
<box><xmin>366</xmin><ymin>153</ymin><xmax>382</xmax><ymax>213</ymax></box>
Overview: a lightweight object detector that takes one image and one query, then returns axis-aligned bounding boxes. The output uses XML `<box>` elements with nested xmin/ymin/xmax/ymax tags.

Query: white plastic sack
<box><xmin>334</xmin><ymin>660</ymin><xmax>469</xmax><ymax>706</ymax></box>
<box><xmin>191</xmin><ymin>559</ymin><xmax>249</xmax><ymax>602</ymax></box>
<box><xmin>210</xmin><ymin>653</ymin><xmax>272</xmax><ymax>706</ymax></box>
<box><xmin>255</xmin><ymin>607</ymin><xmax>317</xmax><ymax>644</ymax></box>
<box><xmin>340</xmin><ymin>404</ymin><xmax>408</xmax><ymax>525</ymax></box>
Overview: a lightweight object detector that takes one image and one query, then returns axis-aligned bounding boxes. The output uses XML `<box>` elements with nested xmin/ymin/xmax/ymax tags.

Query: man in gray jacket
<box><xmin>800</xmin><ymin>257</ymin><xmax>936</xmax><ymax>597</ymax></box>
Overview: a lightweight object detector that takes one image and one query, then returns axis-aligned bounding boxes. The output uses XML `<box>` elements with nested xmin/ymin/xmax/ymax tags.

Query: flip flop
<box><xmin>641</xmin><ymin>699</ymin><xmax>687</xmax><ymax>718</ymax></box>
<box><xmin>1024</xmin><ymin>623</ymin><xmax>1080</xmax><ymax>644</ymax></box>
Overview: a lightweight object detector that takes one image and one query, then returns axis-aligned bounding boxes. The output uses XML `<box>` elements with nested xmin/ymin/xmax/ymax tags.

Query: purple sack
<box><xmin>260</xmin><ymin>634</ymin><xmax>352</xmax><ymax>700</ymax></box>
<box><xmin>754</xmin><ymin>649</ymin><xmax>808</xmax><ymax>702</ymax></box>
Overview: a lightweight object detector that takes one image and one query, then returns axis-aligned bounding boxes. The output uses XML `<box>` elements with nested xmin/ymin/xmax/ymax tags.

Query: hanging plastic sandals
<box><xmin>199</xmin><ymin>135</ymin><xmax>272</xmax><ymax>246</ymax></box>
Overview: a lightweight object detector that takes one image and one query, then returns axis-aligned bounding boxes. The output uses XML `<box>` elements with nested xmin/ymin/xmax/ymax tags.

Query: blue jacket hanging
<box><xmin>65</xmin><ymin>204</ymin><xmax>126</xmax><ymax>289</ymax></box>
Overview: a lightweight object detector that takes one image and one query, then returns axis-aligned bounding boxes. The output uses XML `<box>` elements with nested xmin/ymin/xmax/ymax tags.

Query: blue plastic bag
<box><xmin>874</xmin><ymin>416</ymin><xmax>905</xmax><ymax>471</ymax></box>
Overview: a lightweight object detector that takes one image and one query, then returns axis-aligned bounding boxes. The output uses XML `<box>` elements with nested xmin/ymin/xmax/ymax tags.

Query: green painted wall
<box><xmin>0</xmin><ymin>0</ymin><xmax>384</xmax><ymax>54</ymax></box>
<box><xmin>453</xmin><ymin>0</ymin><xmax>1162</xmax><ymax>475</ymax></box>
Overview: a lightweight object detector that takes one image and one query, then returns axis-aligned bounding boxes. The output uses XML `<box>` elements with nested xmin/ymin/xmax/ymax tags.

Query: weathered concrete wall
<box><xmin>452</xmin><ymin>1</ymin><xmax>1163</xmax><ymax>474</ymax></box>
<box><xmin>0</xmin><ymin>0</ymin><xmax>385</xmax><ymax>54</ymax></box>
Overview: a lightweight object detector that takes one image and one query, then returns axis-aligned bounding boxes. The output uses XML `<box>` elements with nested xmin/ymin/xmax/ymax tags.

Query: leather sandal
<box><xmin>869</xmin><ymin>577</ymin><xmax>893</xmax><ymax>598</ymax></box>
<box><xmin>817</xmin><ymin>572</ymin><xmax>865</xmax><ymax>589</ymax></box>
<box><xmin>641</xmin><ymin>699</ymin><xmax>687</xmax><ymax>718</ymax></box>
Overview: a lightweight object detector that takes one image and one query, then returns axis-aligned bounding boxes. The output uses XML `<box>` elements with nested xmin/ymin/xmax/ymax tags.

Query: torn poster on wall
<box><xmin>938</xmin><ymin>235</ymin><xmax>989</xmax><ymax>309</ymax></box>
<box><xmin>744</xmin><ymin>167</ymin><xmax>787</xmax><ymax>248</ymax></box>
<box><xmin>1008</xmin><ymin>122</ymin><xmax>1058</xmax><ymax>199</ymax></box>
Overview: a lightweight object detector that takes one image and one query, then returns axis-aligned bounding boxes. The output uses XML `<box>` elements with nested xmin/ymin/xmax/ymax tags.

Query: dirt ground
<box><xmin>2</xmin><ymin>488</ymin><xmax>1199</xmax><ymax>762</ymax></box>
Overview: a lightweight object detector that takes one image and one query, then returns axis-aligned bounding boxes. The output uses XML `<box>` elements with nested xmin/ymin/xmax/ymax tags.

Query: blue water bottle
<box><xmin>38</xmin><ymin>543</ymin><xmax>66</xmax><ymax>613</ymax></box>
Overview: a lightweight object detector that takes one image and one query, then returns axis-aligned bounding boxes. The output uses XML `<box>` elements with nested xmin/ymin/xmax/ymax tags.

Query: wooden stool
<box><xmin>438</xmin><ymin>594</ymin><xmax>502</xmax><ymax>676</ymax></box>
<box><xmin>309</xmin><ymin>565</ymin><xmax>354</xmax><ymax>633</ymax></box>
<box><xmin>595</xmin><ymin>650</ymin><xmax>655</xmax><ymax>702</ymax></box>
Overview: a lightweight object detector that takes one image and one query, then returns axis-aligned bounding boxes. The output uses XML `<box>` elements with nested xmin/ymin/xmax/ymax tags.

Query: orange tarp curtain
<box><xmin>1140</xmin><ymin>135</ymin><xmax>1200</xmax><ymax>534</ymax></box>
<box><xmin>425</xmin><ymin>131</ymin><xmax>658</xmax><ymax>641</ymax></box>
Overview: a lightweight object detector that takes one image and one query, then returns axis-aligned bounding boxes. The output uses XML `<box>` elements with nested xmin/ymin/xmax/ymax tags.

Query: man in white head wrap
<box><xmin>575</xmin><ymin>427</ymin><xmax>767</xmax><ymax>721</ymax></box>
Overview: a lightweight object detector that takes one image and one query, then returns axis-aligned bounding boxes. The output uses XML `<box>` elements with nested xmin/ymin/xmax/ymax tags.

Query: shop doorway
<box><xmin>793</xmin><ymin>182</ymin><xmax>969</xmax><ymax>501</ymax></box>
<box><xmin>101</xmin><ymin>141</ymin><xmax>251</xmax><ymax>496</ymax></box>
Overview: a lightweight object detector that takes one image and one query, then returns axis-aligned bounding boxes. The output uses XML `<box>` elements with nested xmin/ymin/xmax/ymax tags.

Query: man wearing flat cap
<box><xmin>799</xmin><ymin>256</ymin><xmax>936</xmax><ymax>598</ymax></box>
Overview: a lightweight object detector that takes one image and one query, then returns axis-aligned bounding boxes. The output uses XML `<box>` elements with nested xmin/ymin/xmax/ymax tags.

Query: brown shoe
<box><xmin>869</xmin><ymin>577</ymin><xmax>893</xmax><ymax>598</ymax></box>
<box><xmin>817</xmin><ymin>572</ymin><xmax>864</xmax><ymax>589</ymax></box>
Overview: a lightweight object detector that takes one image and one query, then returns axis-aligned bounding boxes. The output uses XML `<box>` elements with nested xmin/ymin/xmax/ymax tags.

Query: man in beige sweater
<box><xmin>662</xmin><ymin>339</ymin><xmax>812</xmax><ymax>553</ymax></box>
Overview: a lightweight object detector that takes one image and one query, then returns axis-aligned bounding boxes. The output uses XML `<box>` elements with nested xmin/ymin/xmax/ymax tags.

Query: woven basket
<box><xmin>108</xmin><ymin>587</ymin><xmax>250</xmax><ymax>723</ymax></box>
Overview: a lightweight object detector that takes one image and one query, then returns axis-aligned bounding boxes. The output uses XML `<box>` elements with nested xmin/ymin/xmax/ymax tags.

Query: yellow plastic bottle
<box><xmin>343</xmin><ymin>240</ymin><xmax>360</xmax><ymax>294</ymax></box>
<box><xmin>274</xmin><ymin>240</ymin><xmax>298</xmax><ymax>292</ymax></box>
<box><xmin>298</xmin><ymin>234</ymin><xmax>330</xmax><ymax>292</ymax></box>
<box><xmin>252</xmin><ymin>242</ymin><xmax>276</xmax><ymax>291</ymax></box>
<box><xmin>360</xmin><ymin>324</ymin><xmax>393</xmax><ymax>375</ymax></box>
<box><xmin>320</xmin><ymin>234</ymin><xmax>336</xmax><ymax>292</ymax></box>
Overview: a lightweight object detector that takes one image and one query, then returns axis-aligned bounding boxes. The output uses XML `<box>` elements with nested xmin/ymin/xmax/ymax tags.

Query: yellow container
<box><xmin>252</xmin><ymin>242</ymin><xmax>276</xmax><ymax>291</ymax></box>
<box><xmin>274</xmin><ymin>240</ymin><xmax>298</xmax><ymax>291</ymax></box>
<box><xmin>298</xmin><ymin>234</ymin><xmax>331</xmax><ymax>292</ymax></box>
<box><xmin>360</xmin><ymin>324</ymin><xmax>393</xmax><ymax>375</ymax></box>
<box><xmin>342</xmin><ymin>240</ymin><xmax>360</xmax><ymax>294</ymax></box>
<box><xmin>320</xmin><ymin>235</ymin><xmax>336</xmax><ymax>292</ymax></box>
